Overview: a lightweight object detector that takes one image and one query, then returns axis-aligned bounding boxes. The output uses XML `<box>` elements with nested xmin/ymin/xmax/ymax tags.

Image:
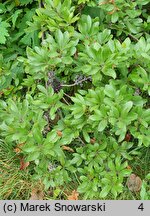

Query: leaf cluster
<box><xmin>0</xmin><ymin>0</ymin><xmax>149</xmax><ymax>199</ymax></box>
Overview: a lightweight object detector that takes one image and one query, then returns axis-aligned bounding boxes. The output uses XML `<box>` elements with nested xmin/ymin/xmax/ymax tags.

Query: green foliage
<box><xmin>0</xmin><ymin>0</ymin><xmax>149</xmax><ymax>199</ymax></box>
<box><xmin>26</xmin><ymin>0</ymin><xmax>79</xmax><ymax>34</ymax></box>
<box><xmin>69</xmin><ymin>83</ymin><xmax>149</xmax><ymax>146</ymax></box>
<box><xmin>0</xmin><ymin>18</ymin><xmax>10</xmax><ymax>44</ymax></box>
<box><xmin>140</xmin><ymin>174</ymin><xmax>150</xmax><ymax>200</ymax></box>
<box><xmin>0</xmin><ymin>0</ymin><xmax>38</xmax><ymax>91</ymax></box>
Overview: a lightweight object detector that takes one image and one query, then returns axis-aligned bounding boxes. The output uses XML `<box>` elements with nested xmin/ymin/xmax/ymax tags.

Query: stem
<box><xmin>45</xmin><ymin>78</ymin><xmax>48</xmax><ymax>89</ymax></box>
<box><xmin>74</xmin><ymin>172</ymin><xmax>81</xmax><ymax>184</ymax></box>
<box><xmin>63</xmin><ymin>92</ymin><xmax>71</xmax><ymax>99</ymax></box>
<box><xmin>61</xmin><ymin>83</ymin><xmax>77</xmax><ymax>87</ymax></box>
<box><xmin>62</xmin><ymin>78</ymin><xmax>90</xmax><ymax>87</ymax></box>
<box><xmin>78</xmin><ymin>137</ymin><xmax>85</xmax><ymax>146</ymax></box>
<box><xmin>128</xmin><ymin>34</ymin><xmax>139</xmax><ymax>42</ymax></box>
<box><xmin>62</xmin><ymin>97</ymin><xmax>70</xmax><ymax>105</ymax></box>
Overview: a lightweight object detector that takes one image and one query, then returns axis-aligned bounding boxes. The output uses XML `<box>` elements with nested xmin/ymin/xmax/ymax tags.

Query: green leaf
<box><xmin>62</xmin><ymin>56</ymin><xmax>73</xmax><ymax>64</ymax></box>
<box><xmin>37</xmin><ymin>85</ymin><xmax>47</xmax><ymax>95</ymax></box>
<box><xmin>49</xmin><ymin>106</ymin><xmax>57</xmax><ymax>120</ymax></box>
<box><xmin>122</xmin><ymin>101</ymin><xmax>133</xmax><ymax>114</ymax></box>
<box><xmin>46</xmin><ymin>130</ymin><xmax>57</xmax><ymax>142</ymax></box>
<box><xmin>111</xmin><ymin>13</ymin><xmax>119</xmax><ymax>23</ymax></box>
<box><xmin>120</xmin><ymin>168</ymin><xmax>131</xmax><ymax>177</ymax></box>
<box><xmin>78</xmin><ymin>181</ymin><xmax>88</xmax><ymax>193</ymax></box>
<box><xmin>0</xmin><ymin>18</ymin><xmax>10</xmax><ymax>44</ymax></box>
<box><xmin>78</xmin><ymin>0</ymin><xmax>90</xmax><ymax>4</ymax></box>
<box><xmin>81</xmin><ymin>65</ymin><xmax>92</xmax><ymax>74</ymax></box>
<box><xmin>55</xmin><ymin>29</ymin><xmax>64</xmax><ymax>48</ymax></box>
<box><xmin>102</xmin><ymin>68</ymin><xmax>116</xmax><ymax>79</ymax></box>
<box><xmin>118</xmin><ymin>132</ymin><xmax>126</xmax><ymax>142</ymax></box>
<box><xmin>146</xmin><ymin>173</ymin><xmax>150</xmax><ymax>180</ymax></box>
<box><xmin>20</xmin><ymin>0</ymin><xmax>33</xmax><ymax>5</ymax></box>
<box><xmin>23</xmin><ymin>145</ymin><xmax>38</xmax><ymax>153</ymax></box>
<box><xmin>140</xmin><ymin>181</ymin><xmax>148</xmax><ymax>200</ymax></box>
<box><xmin>26</xmin><ymin>151</ymin><xmax>40</xmax><ymax>161</ymax></box>
<box><xmin>108</xmin><ymin>159</ymin><xmax>115</xmax><ymax>170</ymax></box>
<box><xmin>87</xmin><ymin>15</ymin><xmax>92</xmax><ymax>30</ymax></box>
<box><xmin>22</xmin><ymin>99</ymin><xmax>29</xmax><ymax>115</ymax></box>
<box><xmin>98</xmin><ymin>119</ymin><xmax>107</xmax><ymax>132</ymax></box>
<box><xmin>100</xmin><ymin>185</ymin><xmax>111</xmax><ymax>198</ymax></box>
<box><xmin>83</xmin><ymin>129</ymin><xmax>90</xmax><ymax>143</ymax></box>
<box><xmin>98</xmin><ymin>29</ymin><xmax>112</xmax><ymax>44</ymax></box>
<box><xmin>111</xmin><ymin>184</ymin><xmax>122</xmax><ymax>197</ymax></box>
<box><xmin>104</xmin><ymin>84</ymin><xmax>116</xmax><ymax>98</ymax></box>
<box><xmin>0</xmin><ymin>3</ymin><xmax>6</xmax><ymax>13</ymax></box>
<box><xmin>126</xmin><ymin>21</ymin><xmax>138</xmax><ymax>34</ymax></box>
<box><xmin>33</xmin><ymin>128</ymin><xmax>43</xmax><ymax>143</ymax></box>
<box><xmin>71</xmin><ymin>154</ymin><xmax>82</xmax><ymax>165</ymax></box>
<box><xmin>141</xmin><ymin>53</ymin><xmax>150</xmax><ymax>60</ymax></box>
<box><xmin>12</xmin><ymin>9</ymin><xmax>23</xmax><ymax>28</ymax></box>
<box><xmin>9</xmin><ymin>100</ymin><xmax>18</xmax><ymax>113</ymax></box>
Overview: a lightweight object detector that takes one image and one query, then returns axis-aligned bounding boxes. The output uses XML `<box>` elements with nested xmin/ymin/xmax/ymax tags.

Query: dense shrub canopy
<box><xmin>0</xmin><ymin>0</ymin><xmax>149</xmax><ymax>199</ymax></box>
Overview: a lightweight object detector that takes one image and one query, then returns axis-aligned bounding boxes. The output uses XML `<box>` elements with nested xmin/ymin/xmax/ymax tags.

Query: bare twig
<box><xmin>62</xmin><ymin>97</ymin><xmax>70</xmax><ymax>105</ymax></box>
<box><xmin>78</xmin><ymin>137</ymin><xmax>85</xmax><ymax>146</ymax></box>
<box><xmin>128</xmin><ymin>34</ymin><xmax>139</xmax><ymax>42</ymax></box>
<box><xmin>62</xmin><ymin>77</ymin><xmax>91</xmax><ymax>87</ymax></box>
<box><xmin>63</xmin><ymin>92</ymin><xmax>72</xmax><ymax>99</ymax></box>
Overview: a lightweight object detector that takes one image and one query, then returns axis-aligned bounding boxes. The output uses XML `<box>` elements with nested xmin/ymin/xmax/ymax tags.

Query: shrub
<box><xmin>0</xmin><ymin>0</ymin><xmax>149</xmax><ymax>199</ymax></box>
